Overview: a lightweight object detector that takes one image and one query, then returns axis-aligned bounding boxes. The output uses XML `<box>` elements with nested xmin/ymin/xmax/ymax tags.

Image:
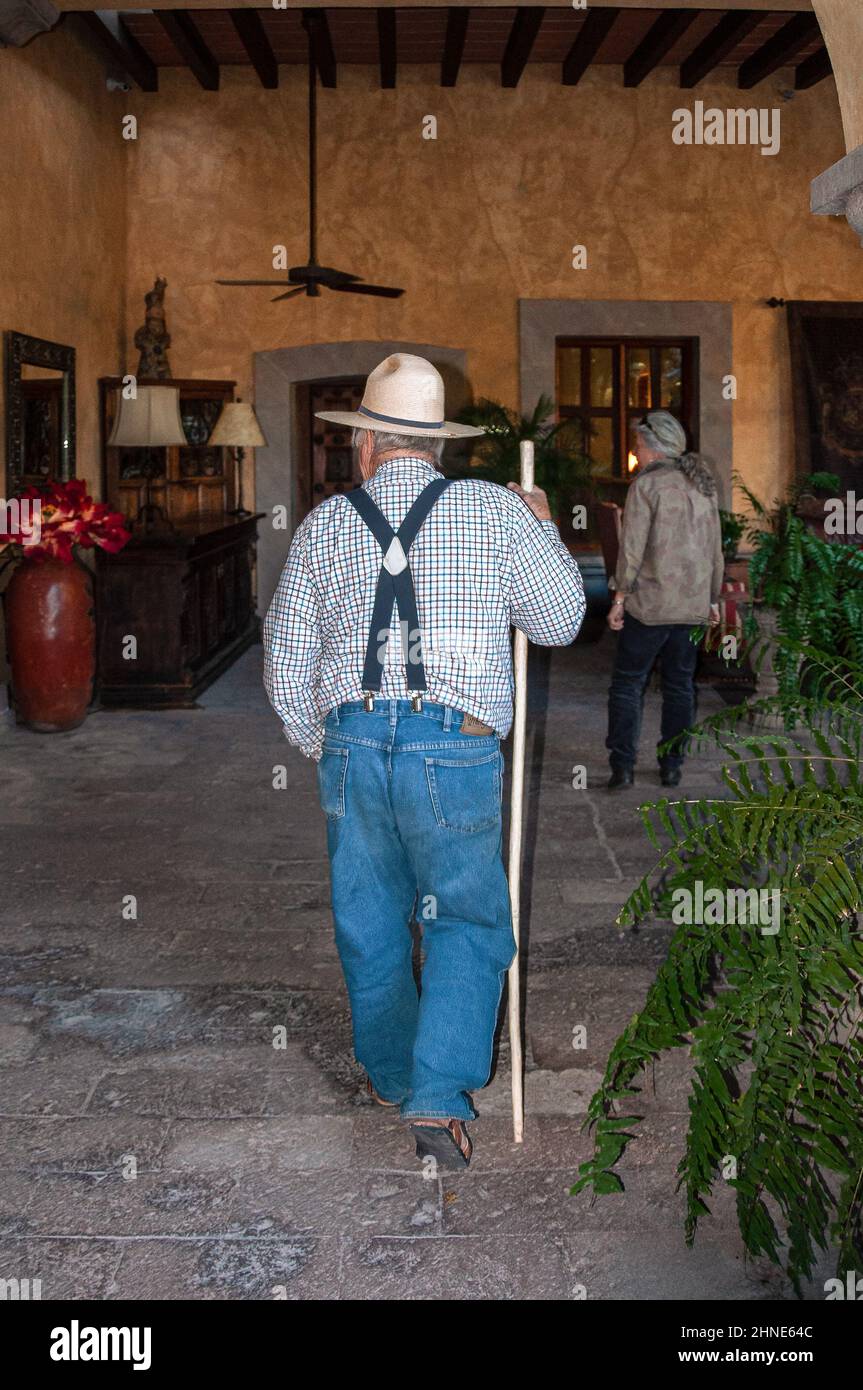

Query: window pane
<box><xmin>626</xmin><ymin>415</ymin><xmax>642</xmax><ymax>476</ymax></box>
<box><xmin>585</xmin><ymin>416</ymin><xmax>613</xmax><ymax>471</ymax></box>
<box><xmin>556</xmin><ymin>417</ymin><xmax>584</xmax><ymax>457</ymax></box>
<box><xmin>590</xmin><ymin>348</ymin><xmax>614</xmax><ymax>407</ymax></box>
<box><xmin>660</xmin><ymin>347</ymin><xmax>683</xmax><ymax>410</ymax></box>
<box><xmin>627</xmin><ymin>348</ymin><xmax>651</xmax><ymax>408</ymax></box>
<box><xmin>557</xmin><ymin>347</ymin><xmax>581</xmax><ymax>407</ymax></box>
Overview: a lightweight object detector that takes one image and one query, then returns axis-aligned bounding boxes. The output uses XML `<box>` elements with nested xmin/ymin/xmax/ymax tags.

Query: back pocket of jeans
<box><xmin>317</xmin><ymin>747</ymin><xmax>349</xmax><ymax>820</ymax></box>
<box><xmin>424</xmin><ymin>752</ymin><xmax>501</xmax><ymax>833</ymax></box>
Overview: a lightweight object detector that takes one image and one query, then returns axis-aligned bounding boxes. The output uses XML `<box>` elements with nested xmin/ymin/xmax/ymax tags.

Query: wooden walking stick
<box><xmin>507</xmin><ymin>439</ymin><xmax>533</xmax><ymax>1143</ymax></box>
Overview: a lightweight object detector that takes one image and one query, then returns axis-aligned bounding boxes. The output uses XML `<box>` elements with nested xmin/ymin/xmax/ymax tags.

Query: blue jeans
<box><xmin>606</xmin><ymin>614</ymin><xmax>699</xmax><ymax>772</ymax></box>
<box><xmin>316</xmin><ymin>700</ymin><xmax>516</xmax><ymax>1123</ymax></box>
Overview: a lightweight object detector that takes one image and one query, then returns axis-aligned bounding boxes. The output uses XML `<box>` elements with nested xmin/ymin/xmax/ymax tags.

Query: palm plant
<box><xmin>453</xmin><ymin>395</ymin><xmax>592</xmax><ymax>521</ymax></box>
<box><xmin>573</xmin><ymin>645</ymin><xmax>863</xmax><ymax>1292</ymax></box>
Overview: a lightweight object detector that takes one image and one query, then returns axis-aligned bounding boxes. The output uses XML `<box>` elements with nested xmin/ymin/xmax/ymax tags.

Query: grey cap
<box><xmin>636</xmin><ymin>410</ymin><xmax>687</xmax><ymax>458</ymax></box>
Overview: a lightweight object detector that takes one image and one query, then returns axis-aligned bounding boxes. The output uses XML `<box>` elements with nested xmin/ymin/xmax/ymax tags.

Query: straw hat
<box><xmin>315</xmin><ymin>353</ymin><xmax>484</xmax><ymax>439</ymax></box>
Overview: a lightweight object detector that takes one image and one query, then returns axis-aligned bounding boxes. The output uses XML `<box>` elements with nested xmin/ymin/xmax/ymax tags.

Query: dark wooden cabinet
<box><xmin>96</xmin><ymin>374</ymin><xmax>263</xmax><ymax>708</ymax></box>
<box><xmin>95</xmin><ymin>514</ymin><xmax>263</xmax><ymax>707</ymax></box>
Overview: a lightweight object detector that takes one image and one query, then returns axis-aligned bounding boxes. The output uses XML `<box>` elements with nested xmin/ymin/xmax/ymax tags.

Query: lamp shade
<box><xmin>209</xmin><ymin>402</ymin><xmax>267</xmax><ymax>449</ymax></box>
<box><xmin>108</xmin><ymin>385</ymin><xmax>187</xmax><ymax>447</ymax></box>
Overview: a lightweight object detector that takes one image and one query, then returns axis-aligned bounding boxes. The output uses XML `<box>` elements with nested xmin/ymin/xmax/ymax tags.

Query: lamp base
<box><xmin>134</xmin><ymin>502</ymin><xmax>176</xmax><ymax>535</ymax></box>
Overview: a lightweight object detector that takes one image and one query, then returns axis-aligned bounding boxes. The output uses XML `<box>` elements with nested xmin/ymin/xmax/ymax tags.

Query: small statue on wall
<box><xmin>134</xmin><ymin>277</ymin><xmax>172</xmax><ymax>379</ymax></box>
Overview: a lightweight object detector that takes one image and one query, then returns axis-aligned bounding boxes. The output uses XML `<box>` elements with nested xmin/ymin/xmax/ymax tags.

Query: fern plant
<box><xmin>735</xmin><ymin>471</ymin><xmax>863</xmax><ymax>702</ymax></box>
<box><xmin>573</xmin><ymin>645</ymin><xmax>863</xmax><ymax>1292</ymax></box>
<box><xmin>719</xmin><ymin>507</ymin><xmax>746</xmax><ymax>560</ymax></box>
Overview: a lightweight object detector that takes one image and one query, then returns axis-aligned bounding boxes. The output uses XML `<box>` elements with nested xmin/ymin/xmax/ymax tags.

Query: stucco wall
<box><xmin>121</xmin><ymin>62</ymin><xmax>860</xmax><ymax>512</ymax></box>
<box><xmin>2</xmin><ymin>47</ymin><xmax>859</xmax><ymax>514</ymax></box>
<box><xmin>0</xmin><ymin>21</ymin><xmax>128</xmax><ymax>498</ymax></box>
<box><xmin>0</xmin><ymin>22</ymin><xmax>129</xmax><ymax>709</ymax></box>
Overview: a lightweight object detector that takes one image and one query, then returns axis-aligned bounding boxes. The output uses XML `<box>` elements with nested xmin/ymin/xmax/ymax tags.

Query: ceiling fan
<box><xmin>216</xmin><ymin>25</ymin><xmax>404</xmax><ymax>304</ymax></box>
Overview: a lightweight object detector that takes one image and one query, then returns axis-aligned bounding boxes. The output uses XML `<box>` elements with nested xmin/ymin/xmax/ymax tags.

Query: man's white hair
<box><xmin>352</xmin><ymin>426</ymin><xmax>445</xmax><ymax>465</ymax></box>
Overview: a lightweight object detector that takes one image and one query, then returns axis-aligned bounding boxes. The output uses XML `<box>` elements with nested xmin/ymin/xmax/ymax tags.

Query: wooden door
<box><xmin>309</xmin><ymin>381</ymin><xmax>364</xmax><ymax>509</ymax></box>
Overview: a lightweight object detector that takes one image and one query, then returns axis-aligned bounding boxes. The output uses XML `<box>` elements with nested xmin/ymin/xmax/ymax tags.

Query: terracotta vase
<box><xmin>5</xmin><ymin>556</ymin><xmax>95</xmax><ymax>732</ymax></box>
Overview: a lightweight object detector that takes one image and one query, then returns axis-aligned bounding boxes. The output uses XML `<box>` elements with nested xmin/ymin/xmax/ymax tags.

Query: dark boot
<box><xmin>607</xmin><ymin>767</ymin><xmax>634</xmax><ymax>791</ymax></box>
<box><xmin>660</xmin><ymin>766</ymin><xmax>682</xmax><ymax>788</ymax></box>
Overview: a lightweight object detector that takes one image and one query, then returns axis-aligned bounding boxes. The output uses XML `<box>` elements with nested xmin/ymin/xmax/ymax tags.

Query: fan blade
<box><xmin>330</xmin><ymin>282</ymin><xmax>404</xmax><ymax>298</ymax></box>
<box><xmin>216</xmin><ymin>279</ymin><xmax>293</xmax><ymax>287</ymax></box>
<box><xmin>312</xmin><ymin>267</ymin><xmax>361</xmax><ymax>284</ymax></box>
<box><xmin>271</xmin><ymin>286</ymin><xmax>306</xmax><ymax>303</ymax></box>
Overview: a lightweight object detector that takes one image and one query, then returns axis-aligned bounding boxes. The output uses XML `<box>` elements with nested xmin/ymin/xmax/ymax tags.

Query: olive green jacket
<box><xmin>611</xmin><ymin>460</ymin><xmax>724</xmax><ymax>625</ymax></box>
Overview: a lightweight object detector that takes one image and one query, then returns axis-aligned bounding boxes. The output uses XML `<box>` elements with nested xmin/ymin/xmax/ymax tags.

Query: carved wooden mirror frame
<box><xmin>4</xmin><ymin>330</ymin><xmax>77</xmax><ymax>488</ymax></box>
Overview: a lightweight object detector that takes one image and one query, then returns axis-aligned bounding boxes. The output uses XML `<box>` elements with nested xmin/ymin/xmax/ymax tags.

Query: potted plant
<box><xmin>0</xmin><ymin>480</ymin><xmax>129</xmax><ymax>731</ymax></box>
<box><xmin>795</xmin><ymin>471</ymin><xmax>844</xmax><ymax>539</ymax></box>
<box><xmin>452</xmin><ymin>395</ymin><xmax>593</xmax><ymax>527</ymax></box>
<box><xmin>734</xmin><ymin>471</ymin><xmax>863</xmax><ymax>710</ymax></box>
<box><xmin>451</xmin><ymin>396</ymin><xmax>611</xmax><ymax>639</ymax></box>
<box><xmin>719</xmin><ymin>507</ymin><xmax>746</xmax><ymax>562</ymax></box>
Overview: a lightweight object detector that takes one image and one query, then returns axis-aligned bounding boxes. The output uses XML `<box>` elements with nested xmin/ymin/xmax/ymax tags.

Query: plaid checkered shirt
<box><xmin>263</xmin><ymin>456</ymin><xmax>586</xmax><ymax>760</ymax></box>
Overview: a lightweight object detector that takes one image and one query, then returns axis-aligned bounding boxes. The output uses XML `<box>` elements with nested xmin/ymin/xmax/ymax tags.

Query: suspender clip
<box><xmin>363</xmin><ymin>692</ymin><xmax>375</xmax><ymax>712</ymax></box>
<box><xmin>410</xmin><ymin>693</ymin><xmax>423</xmax><ymax>713</ymax></box>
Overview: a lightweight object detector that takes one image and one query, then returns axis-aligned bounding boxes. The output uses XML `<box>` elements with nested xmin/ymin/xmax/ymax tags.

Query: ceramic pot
<box><xmin>5</xmin><ymin>556</ymin><xmax>95</xmax><ymax>731</ymax></box>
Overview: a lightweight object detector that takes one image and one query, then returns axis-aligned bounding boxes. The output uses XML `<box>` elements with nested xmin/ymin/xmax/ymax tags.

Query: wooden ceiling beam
<box><xmin>155</xmin><ymin>10</ymin><xmax>219</xmax><ymax>90</ymax></box>
<box><xmin>562</xmin><ymin>7</ymin><xmax>619</xmax><ymax>87</ymax></box>
<box><xmin>302</xmin><ymin>8</ymin><xmax>336</xmax><ymax>89</ymax></box>
<box><xmin>229</xmin><ymin>8</ymin><xmax>278</xmax><ymax>90</ymax></box>
<box><xmin>441</xmin><ymin>6</ymin><xmax>469</xmax><ymax>89</ymax></box>
<box><xmin>501</xmin><ymin>6</ymin><xmax>545</xmax><ymax>89</ymax></box>
<box><xmin>77</xmin><ymin>11</ymin><xmax>158</xmax><ymax>92</ymax></box>
<box><xmin>680</xmin><ymin>10</ymin><xmax>763</xmax><ymax>88</ymax></box>
<box><xmin>795</xmin><ymin>44</ymin><xmax>833</xmax><ymax>91</ymax></box>
<box><xmin>624</xmin><ymin>9</ymin><xmax>699</xmax><ymax>88</ymax></box>
<box><xmin>377</xmin><ymin>8</ymin><xmax>396</xmax><ymax>90</ymax></box>
<box><xmin>738</xmin><ymin>13</ymin><xmax>821</xmax><ymax>89</ymax></box>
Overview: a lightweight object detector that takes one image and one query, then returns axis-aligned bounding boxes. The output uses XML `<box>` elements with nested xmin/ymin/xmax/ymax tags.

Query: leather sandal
<box><xmin>409</xmin><ymin>1118</ymin><xmax>473</xmax><ymax>1169</ymax></box>
<box><xmin>366</xmin><ymin>1076</ymin><xmax>399</xmax><ymax>1107</ymax></box>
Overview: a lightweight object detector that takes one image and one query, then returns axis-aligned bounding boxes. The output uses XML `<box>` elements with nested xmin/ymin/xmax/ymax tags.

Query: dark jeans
<box><xmin>606</xmin><ymin>614</ymin><xmax>699</xmax><ymax>772</ymax></box>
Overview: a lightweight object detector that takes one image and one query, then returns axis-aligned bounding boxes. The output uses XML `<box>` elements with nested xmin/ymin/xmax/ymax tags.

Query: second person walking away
<box><xmin>605</xmin><ymin>410</ymin><xmax>723</xmax><ymax>791</ymax></box>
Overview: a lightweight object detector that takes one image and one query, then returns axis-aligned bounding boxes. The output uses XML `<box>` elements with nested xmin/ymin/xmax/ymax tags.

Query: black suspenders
<box><xmin>345</xmin><ymin>477</ymin><xmax>453</xmax><ymax>710</ymax></box>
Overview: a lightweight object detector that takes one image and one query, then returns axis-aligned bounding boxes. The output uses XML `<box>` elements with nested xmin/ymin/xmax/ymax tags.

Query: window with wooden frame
<box><xmin>555</xmin><ymin>338</ymin><xmax>699</xmax><ymax>482</ymax></box>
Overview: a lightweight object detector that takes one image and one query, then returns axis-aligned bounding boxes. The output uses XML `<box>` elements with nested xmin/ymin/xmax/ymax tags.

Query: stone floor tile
<box><xmin>162</xmin><ymin>1117</ymin><xmax>355</xmax><ymax>1172</ymax></box>
<box><xmin>0</xmin><ymin>640</ymin><xmax>832</xmax><ymax>1299</ymax></box>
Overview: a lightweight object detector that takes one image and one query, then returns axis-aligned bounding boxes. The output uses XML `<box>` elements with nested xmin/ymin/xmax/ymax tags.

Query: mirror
<box><xmin>4</xmin><ymin>331</ymin><xmax>76</xmax><ymax>487</ymax></box>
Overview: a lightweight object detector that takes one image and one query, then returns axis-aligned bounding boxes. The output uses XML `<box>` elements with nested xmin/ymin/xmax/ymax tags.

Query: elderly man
<box><xmin>606</xmin><ymin>409</ymin><xmax>723</xmax><ymax>790</ymax></box>
<box><xmin>264</xmin><ymin>353</ymin><xmax>585</xmax><ymax>1168</ymax></box>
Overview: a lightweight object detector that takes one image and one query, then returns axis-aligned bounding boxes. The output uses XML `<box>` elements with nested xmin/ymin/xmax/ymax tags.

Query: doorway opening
<box><xmin>294</xmin><ymin>377</ymin><xmax>364</xmax><ymax>527</ymax></box>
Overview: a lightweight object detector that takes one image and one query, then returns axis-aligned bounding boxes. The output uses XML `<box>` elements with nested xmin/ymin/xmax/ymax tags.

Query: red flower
<box><xmin>0</xmin><ymin>479</ymin><xmax>130</xmax><ymax>563</ymax></box>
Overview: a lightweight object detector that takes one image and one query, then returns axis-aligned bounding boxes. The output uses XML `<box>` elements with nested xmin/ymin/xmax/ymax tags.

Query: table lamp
<box><xmin>209</xmin><ymin>400</ymin><xmax>267</xmax><ymax>518</ymax></box>
<box><xmin>107</xmin><ymin>384</ymin><xmax>187</xmax><ymax>531</ymax></box>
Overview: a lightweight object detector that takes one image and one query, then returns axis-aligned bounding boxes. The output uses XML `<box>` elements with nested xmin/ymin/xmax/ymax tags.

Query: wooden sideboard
<box><xmin>96</xmin><ymin>375</ymin><xmax>263</xmax><ymax>707</ymax></box>
<box><xmin>95</xmin><ymin>513</ymin><xmax>263</xmax><ymax>708</ymax></box>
